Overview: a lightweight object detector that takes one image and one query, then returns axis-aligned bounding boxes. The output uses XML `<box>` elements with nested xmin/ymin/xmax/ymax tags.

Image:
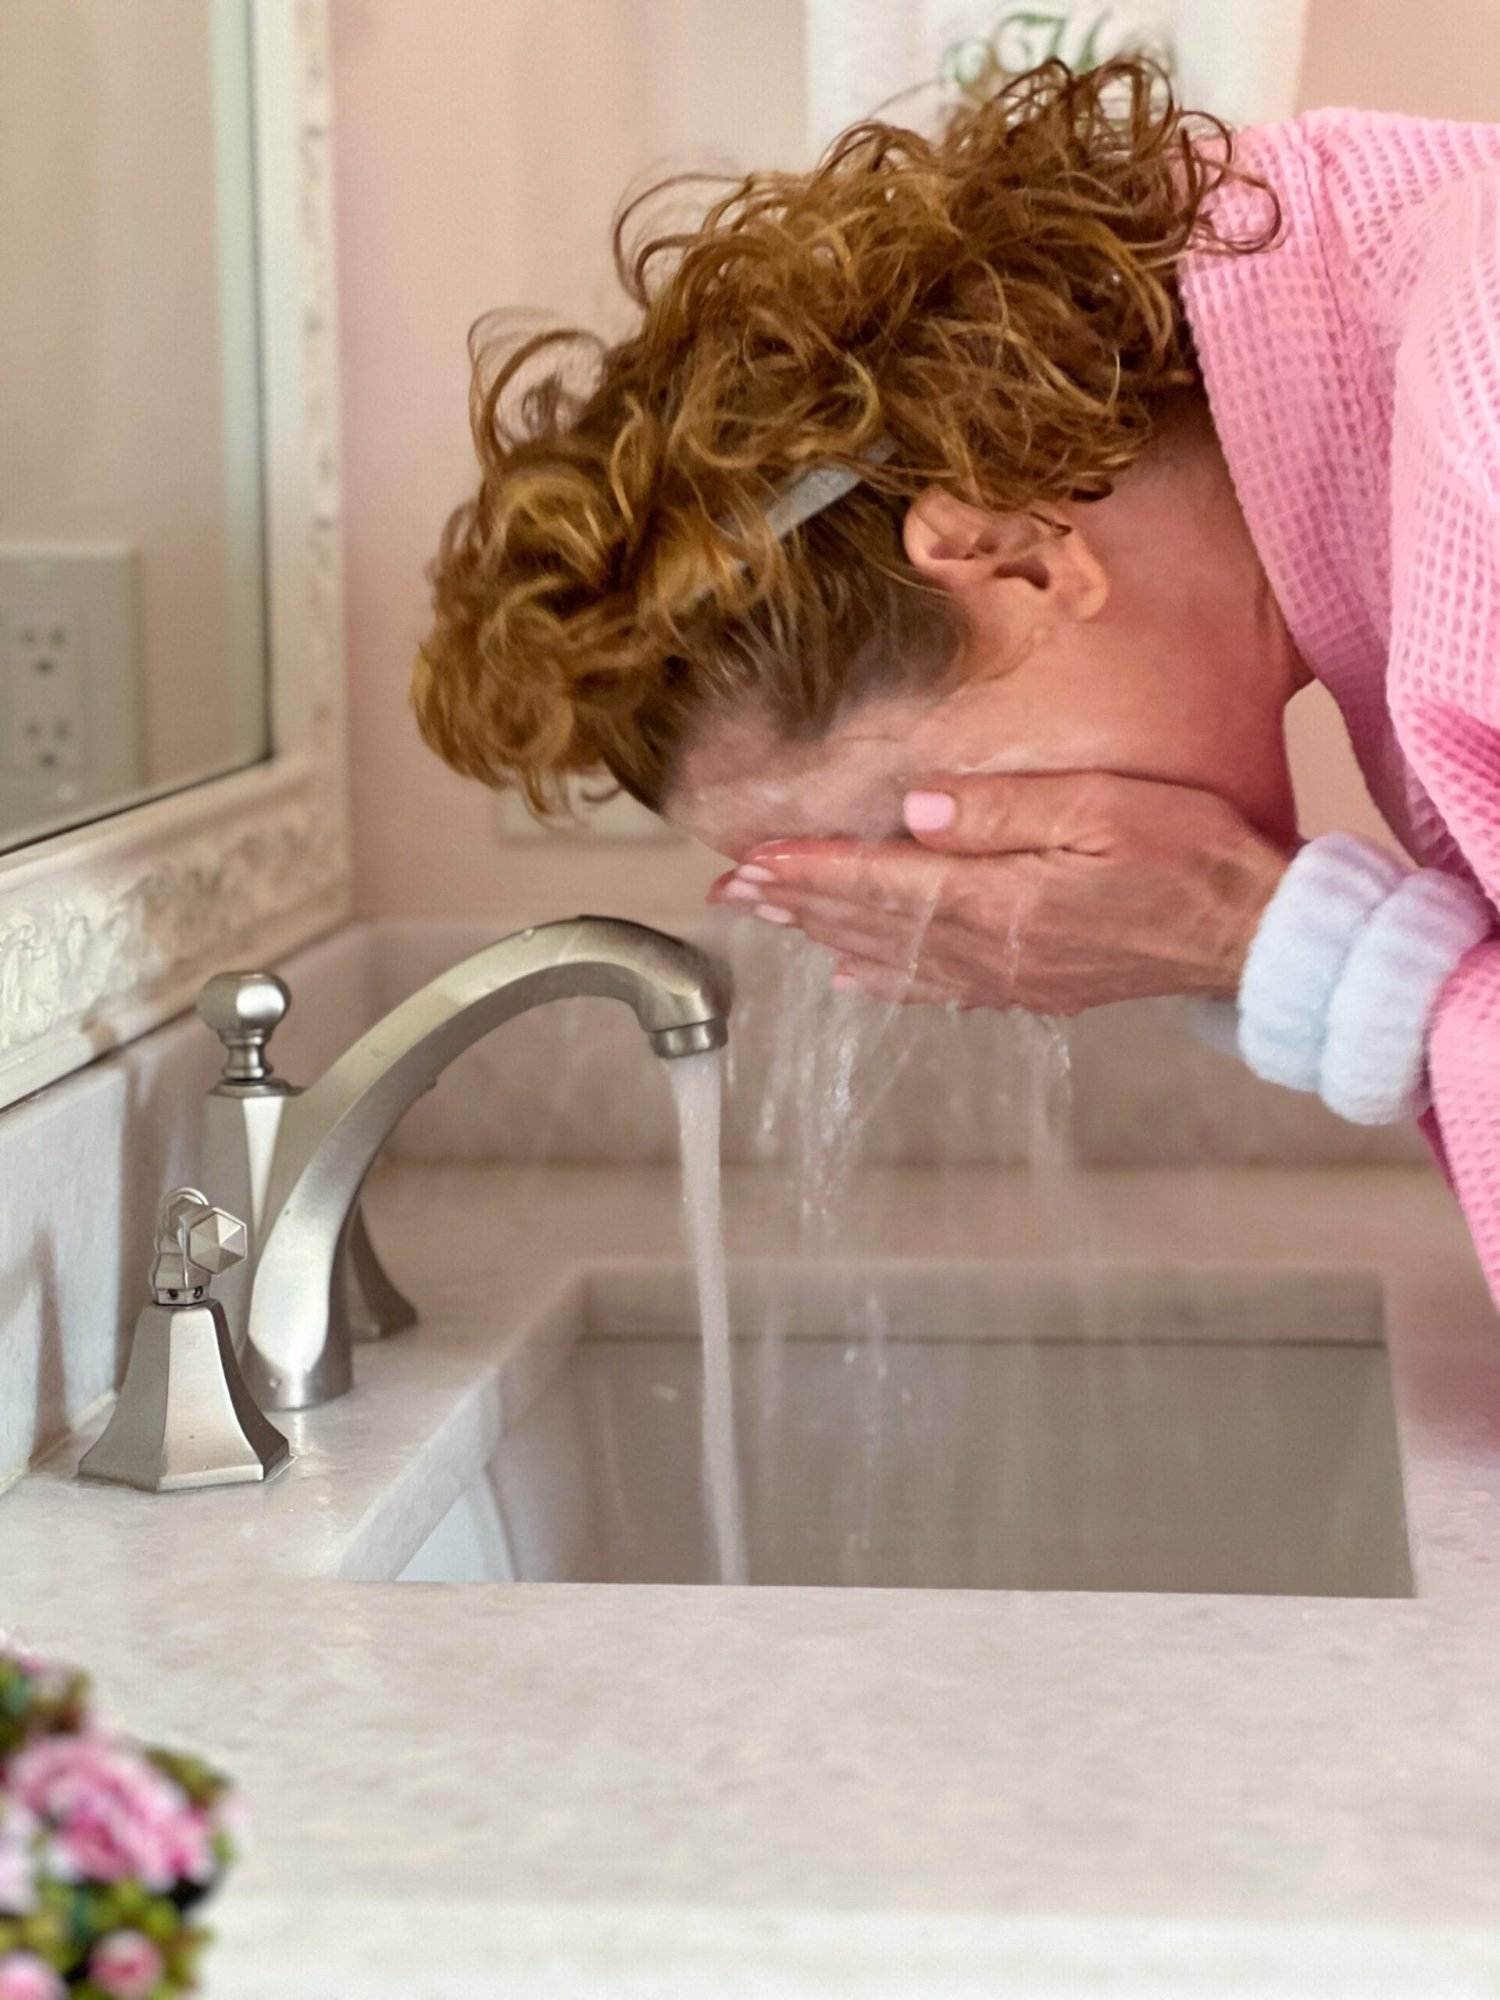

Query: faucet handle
<box><xmin>197</xmin><ymin>970</ymin><xmax>290</xmax><ymax>1084</ymax></box>
<box><xmin>151</xmin><ymin>1187</ymin><xmax>247</xmax><ymax>1300</ymax></box>
<box><xmin>79</xmin><ymin>1187</ymin><xmax>287</xmax><ymax>1493</ymax></box>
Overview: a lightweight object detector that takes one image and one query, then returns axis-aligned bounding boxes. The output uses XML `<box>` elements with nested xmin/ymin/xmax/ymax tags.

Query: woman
<box><xmin>415</xmin><ymin>61</ymin><xmax>1500</xmax><ymax>1295</ymax></box>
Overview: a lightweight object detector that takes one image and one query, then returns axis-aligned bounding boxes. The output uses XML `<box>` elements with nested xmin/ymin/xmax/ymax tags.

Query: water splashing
<box><xmin>668</xmin><ymin>1050</ymin><xmax>748</xmax><ymax>1583</ymax></box>
<box><xmin>665</xmin><ymin>908</ymin><xmax>1100</xmax><ymax>1585</ymax></box>
<box><xmin>742</xmin><ymin>894</ymin><xmax>946</xmax><ymax>1236</ymax></box>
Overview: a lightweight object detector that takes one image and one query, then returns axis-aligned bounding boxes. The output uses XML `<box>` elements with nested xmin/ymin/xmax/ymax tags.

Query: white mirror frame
<box><xmin>0</xmin><ymin>0</ymin><xmax>350</xmax><ymax>1110</ymax></box>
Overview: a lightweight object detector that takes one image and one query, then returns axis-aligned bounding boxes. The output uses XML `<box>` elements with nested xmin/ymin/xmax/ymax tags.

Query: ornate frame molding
<box><xmin>0</xmin><ymin>0</ymin><xmax>351</xmax><ymax>1109</ymax></box>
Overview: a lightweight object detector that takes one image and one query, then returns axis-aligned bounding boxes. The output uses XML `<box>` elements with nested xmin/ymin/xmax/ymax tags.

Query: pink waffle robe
<box><xmin>1180</xmin><ymin>110</ymin><xmax>1500</xmax><ymax>1298</ymax></box>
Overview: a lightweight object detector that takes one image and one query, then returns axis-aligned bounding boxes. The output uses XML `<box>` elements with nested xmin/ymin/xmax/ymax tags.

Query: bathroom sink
<box><xmin>399</xmin><ymin>1261</ymin><xmax>1413</xmax><ymax>1598</ymax></box>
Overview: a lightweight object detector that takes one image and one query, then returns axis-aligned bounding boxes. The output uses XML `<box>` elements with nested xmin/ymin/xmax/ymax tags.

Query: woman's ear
<box><xmin>903</xmin><ymin>488</ymin><xmax>1108</xmax><ymax>626</ymax></box>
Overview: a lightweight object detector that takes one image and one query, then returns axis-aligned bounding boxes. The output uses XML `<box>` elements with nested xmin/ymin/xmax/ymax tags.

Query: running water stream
<box><xmin>668</xmin><ymin>1050</ymin><xmax>749</xmax><ymax>1583</ymax></box>
<box><xmin>665</xmin><ymin>912</ymin><xmax>1088</xmax><ymax>1589</ymax></box>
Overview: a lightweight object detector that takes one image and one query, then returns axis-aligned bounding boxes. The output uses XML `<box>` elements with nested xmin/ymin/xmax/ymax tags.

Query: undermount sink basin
<box><xmin>399</xmin><ymin>1262</ymin><xmax>1413</xmax><ymax>1598</ymax></box>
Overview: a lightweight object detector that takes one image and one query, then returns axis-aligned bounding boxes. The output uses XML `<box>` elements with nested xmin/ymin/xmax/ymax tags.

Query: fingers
<box><xmin>831</xmin><ymin>954</ymin><xmax>966</xmax><ymax>1008</ymax></box>
<box><xmin>712</xmin><ymin>854</ymin><xmax>1010</xmax><ymax>987</ymax></box>
<box><xmin>728</xmin><ymin>839</ymin><xmax>956</xmax><ymax>910</ymax></box>
<box><xmin>784</xmin><ymin>907</ymin><xmax>987</xmax><ymax>999</ymax></box>
<box><xmin>713</xmin><ymin>865</ymin><xmax>1019</xmax><ymax>1008</ymax></box>
<box><xmin>713</xmin><ymin>866</ymin><xmax>985</xmax><ymax>998</ymax></box>
<box><xmin>900</xmin><ymin>771</ymin><xmax>1170</xmax><ymax>856</ymax></box>
<box><xmin>711</xmin><ymin>859</ymin><xmax>950</xmax><ymax>965</ymax></box>
<box><xmin>768</xmin><ymin>892</ymin><xmax>951</xmax><ymax>973</ymax></box>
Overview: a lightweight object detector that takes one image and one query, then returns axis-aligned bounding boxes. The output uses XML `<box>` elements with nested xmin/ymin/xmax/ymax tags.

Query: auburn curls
<box><xmin>414</xmin><ymin>56</ymin><xmax>1278</xmax><ymax>815</ymax></box>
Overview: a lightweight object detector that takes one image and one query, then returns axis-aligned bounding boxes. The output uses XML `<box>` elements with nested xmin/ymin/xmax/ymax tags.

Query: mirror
<box><xmin>0</xmin><ymin>0</ymin><xmax>268</xmax><ymax>855</ymax></box>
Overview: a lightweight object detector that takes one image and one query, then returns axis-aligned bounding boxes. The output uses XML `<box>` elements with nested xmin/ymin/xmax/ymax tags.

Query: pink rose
<box><xmin>8</xmin><ymin>1735</ymin><xmax>191</xmax><ymax>1891</ymax></box>
<box><xmin>89</xmin><ymin>1931</ymin><xmax>166</xmax><ymax>2000</ymax></box>
<box><xmin>162</xmin><ymin>1806</ymin><xmax>215</xmax><ymax>1886</ymax></box>
<box><xmin>0</xmin><ymin>1954</ymin><xmax>65</xmax><ymax>2000</ymax></box>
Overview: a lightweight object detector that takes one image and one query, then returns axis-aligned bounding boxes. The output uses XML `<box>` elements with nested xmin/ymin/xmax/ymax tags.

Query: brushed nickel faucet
<box><xmin>236</xmin><ymin>916</ymin><xmax>730</xmax><ymax>1412</ymax></box>
<box><xmin>197</xmin><ymin>969</ymin><xmax>417</xmax><ymax>1353</ymax></box>
<box><xmin>79</xmin><ymin>1189</ymin><xmax>290</xmax><ymax>1493</ymax></box>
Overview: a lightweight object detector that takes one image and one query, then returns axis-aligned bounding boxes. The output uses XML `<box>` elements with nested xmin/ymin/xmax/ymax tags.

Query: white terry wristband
<box><xmin>1238</xmin><ymin>832</ymin><xmax>1494</xmax><ymax>1125</ymax></box>
<box><xmin>1320</xmin><ymin>868</ymin><xmax>1493</xmax><ymax>1123</ymax></box>
<box><xmin>1238</xmin><ymin>834</ymin><xmax>1406</xmax><ymax>1093</ymax></box>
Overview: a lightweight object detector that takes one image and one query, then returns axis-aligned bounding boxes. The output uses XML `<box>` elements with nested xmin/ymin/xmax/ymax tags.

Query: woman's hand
<box><xmin>709</xmin><ymin>772</ymin><xmax>1290</xmax><ymax>1014</ymax></box>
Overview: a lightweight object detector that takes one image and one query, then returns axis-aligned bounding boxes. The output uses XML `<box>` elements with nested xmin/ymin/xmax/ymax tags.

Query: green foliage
<box><xmin>0</xmin><ymin>1655</ymin><xmax>90</xmax><ymax>1762</ymax></box>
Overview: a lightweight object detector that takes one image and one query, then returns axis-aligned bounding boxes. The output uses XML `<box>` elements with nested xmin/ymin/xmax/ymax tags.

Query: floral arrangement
<box><xmin>0</xmin><ymin>1649</ymin><xmax>240</xmax><ymax>2000</ymax></box>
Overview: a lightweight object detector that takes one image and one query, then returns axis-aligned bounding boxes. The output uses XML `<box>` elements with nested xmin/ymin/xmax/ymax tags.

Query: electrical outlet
<box><xmin>9</xmin><ymin>610</ymin><xmax>83</xmax><ymax>774</ymax></box>
<box><xmin>0</xmin><ymin>544</ymin><xmax>141</xmax><ymax>842</ymax></box>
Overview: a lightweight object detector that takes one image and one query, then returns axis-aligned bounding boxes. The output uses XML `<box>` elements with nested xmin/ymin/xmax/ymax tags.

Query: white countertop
<box><xmin>7</xmin><ymin>1162</ymin><xmax>1500</xmax><ymax>1997</ymax></box>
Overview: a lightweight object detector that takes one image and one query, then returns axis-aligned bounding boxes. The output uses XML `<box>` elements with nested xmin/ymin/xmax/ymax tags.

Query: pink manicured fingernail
<box><xmin>753</xmin><ymin>904</ymin><xmax>794</xmax><ymax>925</ymax></box>
<box><xmin>735</xmin><ymin>863</ymin><xmax>776</xmax><ymax>884</ymax></box>
<box><xmin>720</xmin><ymin>877</ymin><xmax>761</xmax><ymax>902</ymax></box>
<box><xmin>903</xmin><ymin>790</ymin><xmax>956</xmax><ymax>833</ymax></box>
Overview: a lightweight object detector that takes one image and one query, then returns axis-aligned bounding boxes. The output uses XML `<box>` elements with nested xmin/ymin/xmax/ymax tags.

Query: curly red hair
<box><xmin>414</xmin><ymin>57</ymin><xmax>1278</xmax><ymax>814</ymax></box>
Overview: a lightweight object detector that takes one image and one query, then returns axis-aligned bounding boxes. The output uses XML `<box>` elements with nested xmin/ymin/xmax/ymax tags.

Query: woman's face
<box><xmin>668</xmin><ymin>405</ymin><xmax>1305</xmax><ymax>861</ymax></box>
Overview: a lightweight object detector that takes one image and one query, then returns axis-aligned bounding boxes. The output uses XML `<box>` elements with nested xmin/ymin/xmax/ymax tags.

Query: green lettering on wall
<box><xmin>943</xmin><ymin>7</ymin><xmax>1174</xmax><ymax>100</ymax></box>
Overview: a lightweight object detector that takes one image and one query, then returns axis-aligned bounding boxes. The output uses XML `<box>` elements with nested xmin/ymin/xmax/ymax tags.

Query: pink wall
<box><xmin>331</xmin><ymin>0</ymin><xmax>804</xmax><ymax>919</ymax></box>
<box><xmin>1299</xmin><ymin>0</ymin><xmax>1498</xmax><ymax>122</ymax></box>
<box><xmin>333</xmin><ymin>2</ymin><xmax>1494</xmax><ymax>916</ymax></box>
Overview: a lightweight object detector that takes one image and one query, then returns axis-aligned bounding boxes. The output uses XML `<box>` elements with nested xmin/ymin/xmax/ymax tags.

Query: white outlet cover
<box><xmin>9</xmin><ymin>614</ymin><xmax>83</xmax><ymax>776</ymax></box>
<box><xmin>0</xmin><ymin>543</ymin><xmax>142</xmax><ymax>848</ymax></box>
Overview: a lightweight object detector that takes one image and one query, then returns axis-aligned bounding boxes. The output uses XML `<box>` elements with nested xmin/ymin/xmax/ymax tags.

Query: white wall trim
<box><xmin>0</xmin><ymin>0</ymin><xmax>350</xmax><ymax>1109</ymax></box>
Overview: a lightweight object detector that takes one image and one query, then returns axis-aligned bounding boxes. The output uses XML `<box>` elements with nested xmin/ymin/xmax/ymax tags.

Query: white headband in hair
<box><xmin>761</xmin><ymin>435</ymin><xmax>896</xmax><ymax>541</ymax></box>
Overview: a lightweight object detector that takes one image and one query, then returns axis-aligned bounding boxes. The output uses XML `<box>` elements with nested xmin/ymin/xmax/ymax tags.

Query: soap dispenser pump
<box><xmin>197</xmin><ymin>970</ymin><xmax>416</xmax><ymax>1348</ymax></box>
<box><xmin>78</xmin><ymin>1189</ymin><xmax>290</xmax><ymax>1492</ymax></box>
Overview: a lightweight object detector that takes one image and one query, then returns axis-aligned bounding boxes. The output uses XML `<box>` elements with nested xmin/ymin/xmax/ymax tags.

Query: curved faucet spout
<box><xmin>241</xmin><ymin>917</ymin><xmax>730</xmax><ymax>1410</ymax></box>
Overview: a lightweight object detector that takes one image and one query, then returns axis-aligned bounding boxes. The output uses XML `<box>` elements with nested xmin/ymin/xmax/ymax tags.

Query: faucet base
<box><xmin>79</xmin><ymin>1300</ymin><xmax>291</xmax><ymax>1492</ymax></box>
<box><xmin>345</xmin><ymin>1207</ymin><xmax>418</xmax><ymax>1343</ymax></box>
<box><xmin>240</xmin><ymin>1327</ymin><xmax>353</xmax><ymax>1412</ymax></box>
